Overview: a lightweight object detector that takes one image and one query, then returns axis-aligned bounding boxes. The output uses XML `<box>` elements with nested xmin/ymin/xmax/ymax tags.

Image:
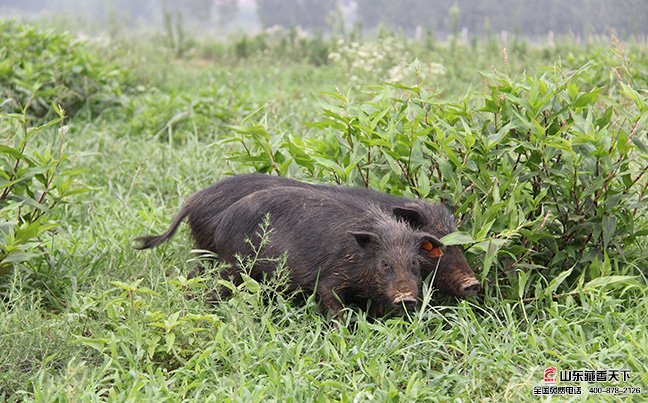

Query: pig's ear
<box><xmin>349</xmin><ymin>231</ymin><xmax>379</xmax><ymax>249</ymax></box>
<box><xmin>393</xmin><ymin>204</ymin><xmax>428</xmax><ymax>229</ymax></box>
<box><xmin>419</xmin><ymin>234</ymin><xmax>445</xmax><ymax>258</ymax></box>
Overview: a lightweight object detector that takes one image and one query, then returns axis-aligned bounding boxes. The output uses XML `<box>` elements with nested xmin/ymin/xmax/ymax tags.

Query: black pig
<box><xmin>135</xmin><ymin>173</ymin><xmax>480</xmax><ymax>298</ymax></box>
<box><xmin>206</xmin><ymin>187</ymin><xmax>443</xmax><ymax>316</ymax></box>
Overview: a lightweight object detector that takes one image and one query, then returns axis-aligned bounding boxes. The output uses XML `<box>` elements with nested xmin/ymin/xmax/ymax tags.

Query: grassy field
<box><xmin>1</xmin><ymin>20</ymin><xmax>647</xmax><ymax>401</ymax></box>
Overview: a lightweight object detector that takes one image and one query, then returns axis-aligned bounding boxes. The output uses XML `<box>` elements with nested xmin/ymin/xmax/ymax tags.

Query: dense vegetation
<box><xmin>0</xmin><ymin>19</ymin><xmax>646</xmax><ymax>400</ymax></box>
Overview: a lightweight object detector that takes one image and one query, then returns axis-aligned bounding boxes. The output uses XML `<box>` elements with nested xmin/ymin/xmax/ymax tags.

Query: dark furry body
<box><xmin>200</xmin><ymin>188</ymin><xmax>437</xmax><ymax>316</ymax></box>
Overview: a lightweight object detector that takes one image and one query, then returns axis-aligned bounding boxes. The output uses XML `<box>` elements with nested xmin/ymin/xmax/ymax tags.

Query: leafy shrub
<box><xmin>0</xmin><ymin>20</ymin><xmax>130</xmax><ymax>121</ymax></box>
<box><xmin>222</xmin><ymin>59</ymin><xmax>647</xmax><ymax>300</ymax></box>
<box><xmin>0</xmin><ymin>107</ymin><xmax>88</xmax><ymax>300</ymax></box>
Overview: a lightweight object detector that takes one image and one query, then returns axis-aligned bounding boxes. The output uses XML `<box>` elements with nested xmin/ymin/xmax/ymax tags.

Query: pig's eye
<box><xmin>380</xmin><ymin>261</ymin><xmax>394</xmax><ymax>273</ymax></box>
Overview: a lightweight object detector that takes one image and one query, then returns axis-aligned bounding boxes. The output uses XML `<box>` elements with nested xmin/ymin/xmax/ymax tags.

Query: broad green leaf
<box><xmin>583</xmin><ymin>275</ymin><xmax>639</xmax><ymax>292</ymax></box>
<box><xmin>440</xmin><ymin>231</ymin><xmax>474</xmax><ymax>246</ymax></box>
<box><xmin>482</xmin><ymin>240</ymin><xmax>499</xmax><ymax>279</ymax></box>
<box><xmin>573</xmin><ymin>87</ymin><xmax>601</xmax><ymax>109</ymax></box>
<box><xmin>74</xmin><ymin>336</ymin><xmax>109</xmax><ymax>352</ymax></box>
<box><xmin>546</xmin><ymin>267</ymin><xmax>574</xmax><ymax>295</ymax></box>
<box><xmin>0</xmin><ymin>144</ymin><xmax>27</xmax><ymax>160</ymax></box>
<box><xmin>601</xmin><ymin>216</ymin><xmax>617</xmax><ymax>249</ymax></box>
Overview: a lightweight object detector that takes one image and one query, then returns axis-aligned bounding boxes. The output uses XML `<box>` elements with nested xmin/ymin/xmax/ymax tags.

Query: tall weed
<box><xmin>0</xmin><ymin>106</ymin><xmax>88</xmax><ymax>302</ymax></box>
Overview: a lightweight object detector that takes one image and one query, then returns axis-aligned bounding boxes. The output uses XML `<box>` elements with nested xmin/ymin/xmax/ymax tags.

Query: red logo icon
<box><xmin>544</xmin><ymin>367</ymin><xmax>557</xmax><ymax>383</ymax></box>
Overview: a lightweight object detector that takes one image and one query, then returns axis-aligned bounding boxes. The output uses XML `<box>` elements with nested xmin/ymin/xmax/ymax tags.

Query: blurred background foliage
<box><xmin>1</xmin><ymin>0</ymin><xmax>647</xmax><ymax>38</ymax></box>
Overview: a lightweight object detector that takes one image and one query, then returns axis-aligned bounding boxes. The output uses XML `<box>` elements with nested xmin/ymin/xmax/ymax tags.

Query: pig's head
<box><xmin>393</xmin><ymin>203</ymin><xmax>481</xmax><ymax>298</ymax></box>
<box><xmin>349</xmin><ymin>223</ymin><xmax>444</xmax><ymax>312</ymax></box>
<box><xmin>423</xmin><ymin>244</ymin><xmax>481</xmax><ymax>297</ymax></box>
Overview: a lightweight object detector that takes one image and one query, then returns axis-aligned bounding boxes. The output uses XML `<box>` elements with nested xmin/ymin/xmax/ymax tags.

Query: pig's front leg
<box><xmin>316</xmin><ymin>278</ymin><xmax>345</xmax><ymax>320</ymax></box>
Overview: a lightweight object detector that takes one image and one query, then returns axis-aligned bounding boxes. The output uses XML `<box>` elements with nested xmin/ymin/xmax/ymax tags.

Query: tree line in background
<box><xmin>354</xmin><ymin>0</ymin><xmax>648</xmax><ymax>37</ymax></box>
<box><xmin>1</xmin><ymin>0</ymin><xmax>647</xmax><ymax>38</ymax></box>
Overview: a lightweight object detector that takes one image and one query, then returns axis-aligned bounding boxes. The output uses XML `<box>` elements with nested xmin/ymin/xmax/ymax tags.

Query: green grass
<box><xmin>1</xmin><ymin>20</ymin><xmax>647</xmax><ymax>401</ymax></box>
<box><xmin>3</xmin><ymin>265</ymin><xmax>646</xmax><ymax>400</ymax></box>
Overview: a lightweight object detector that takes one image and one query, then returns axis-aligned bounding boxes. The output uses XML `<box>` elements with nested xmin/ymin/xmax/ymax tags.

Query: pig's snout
<box><xmin>460</xmin><ymin>278</ymin><xmax>481</xmax><ymax>297</ymax></box>
<box><xmin>392</xmin><ymin>293</ymin><xmax>417</xmax><ymax>311</ymax></box>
